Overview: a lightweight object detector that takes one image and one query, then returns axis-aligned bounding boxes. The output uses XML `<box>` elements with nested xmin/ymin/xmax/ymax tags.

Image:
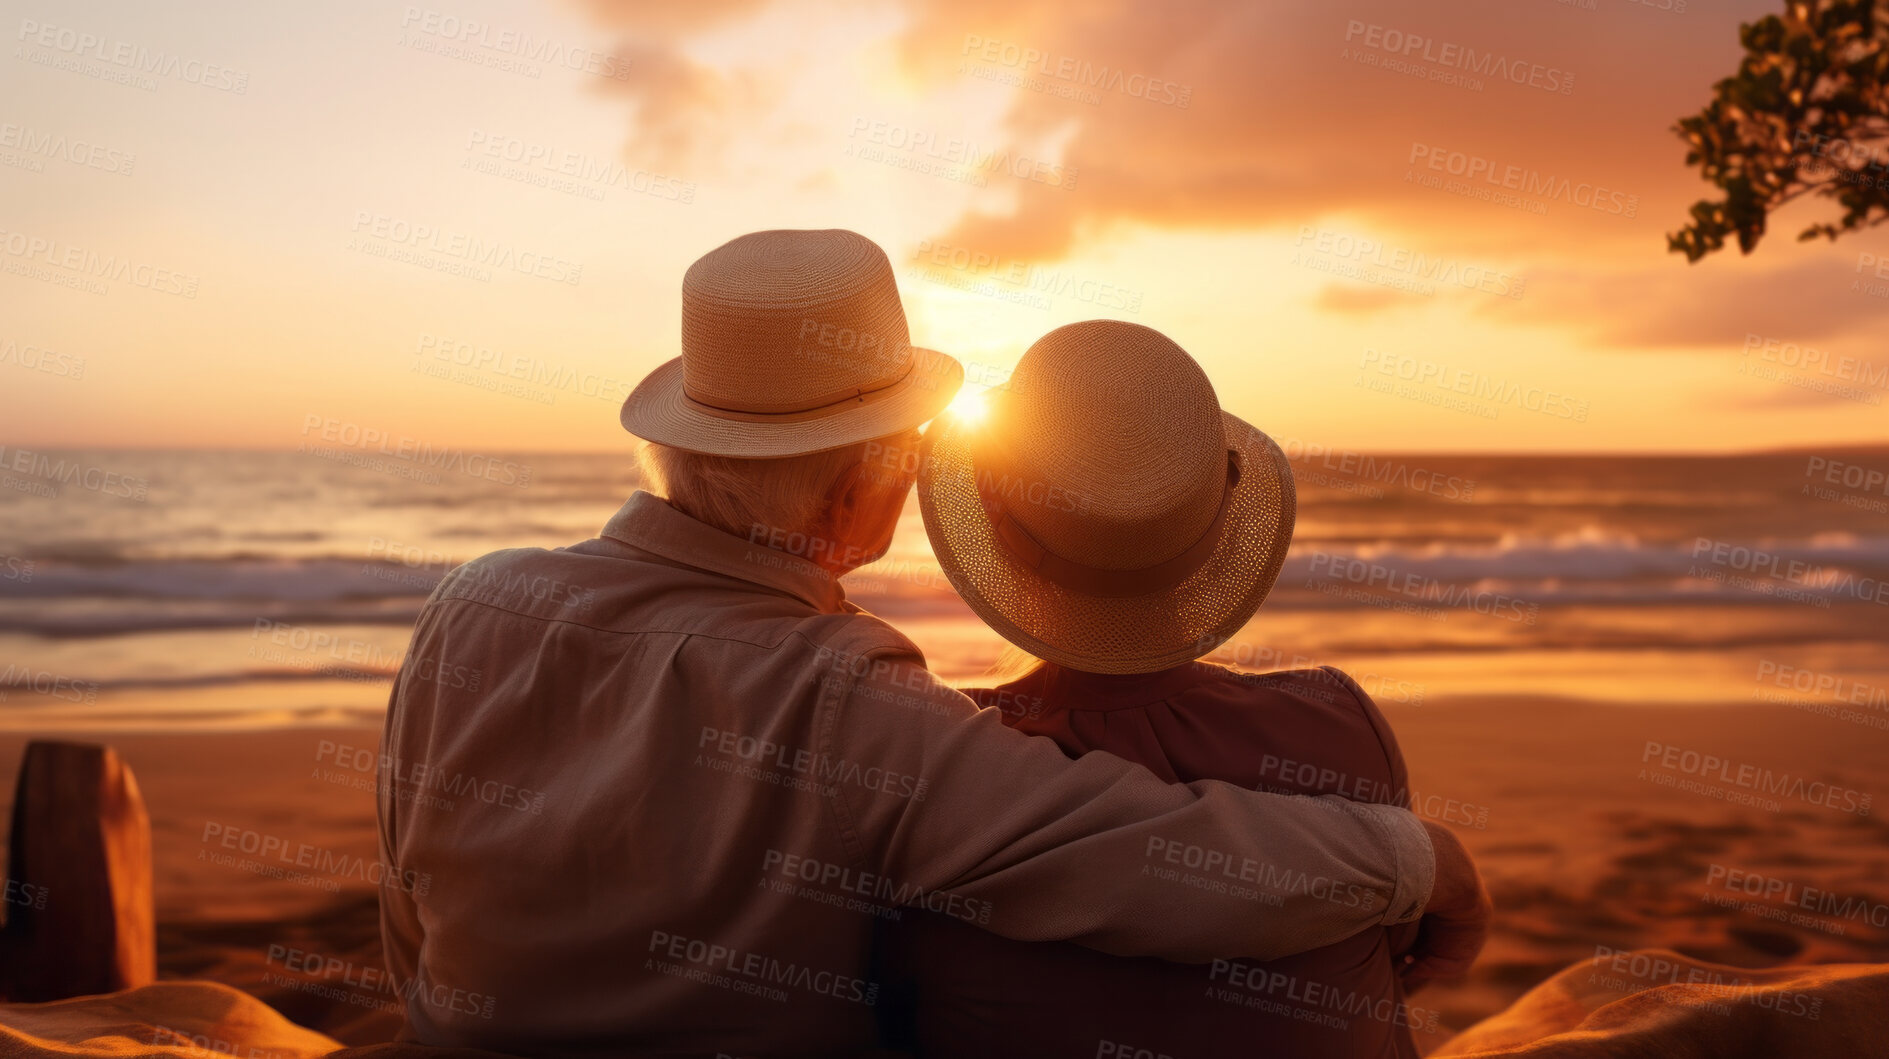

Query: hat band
<box><xmin>975</xmin><ymin>450</ymin><xmax>1242</xmax><ymax>599</ymax></box>
<box><xmin>681</xmin><ymin>355</ymin><xmax>916</xmax><ymax>421</ymax></box>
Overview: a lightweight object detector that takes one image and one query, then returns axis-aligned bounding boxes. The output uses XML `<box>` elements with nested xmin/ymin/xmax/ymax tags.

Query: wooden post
<box><xmin>2</xmin><ymin>741</ymin><xmax>155</xmax><ymax>1001</ymax></box>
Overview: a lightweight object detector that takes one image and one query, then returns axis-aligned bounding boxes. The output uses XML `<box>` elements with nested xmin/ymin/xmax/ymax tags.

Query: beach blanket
<box><xmin>0</xmin><ymin>981</ymin><xmax>513</xmax><ymax>1059</ymax></box>
<box><xmin>0</xmin><ymin>980</ymin><xmax>341</xmax><ymax>1057</ymax></box>
<box><xmin>1435</xmin><ymin>949</ymin><xmax>1889</xmax><ymax>1058</ymax></box>
<box><xmin>3</xmin><ymin>951</ymin><xmax>1886</xmax><ymax>1058</ymax></box>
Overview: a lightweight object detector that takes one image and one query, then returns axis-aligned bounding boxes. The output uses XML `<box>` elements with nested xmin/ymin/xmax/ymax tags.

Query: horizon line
<box><xmin>3</xmin><ymin>441</ymin><xmax>1888</xmax><ymax>459</ymax></box>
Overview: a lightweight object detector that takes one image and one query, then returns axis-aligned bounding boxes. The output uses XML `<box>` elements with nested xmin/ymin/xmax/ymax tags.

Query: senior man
<box><xmin>377</xmin><ymin>229</ymin><xmax>1489</xmax><ymax>1057</ymax></box>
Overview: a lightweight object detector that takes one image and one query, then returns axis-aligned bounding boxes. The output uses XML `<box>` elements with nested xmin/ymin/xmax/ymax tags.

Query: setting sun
<box><xmin>946</xmin><ymin>387</ymin><xmax>990</xmax><ymax>425</ymax></box>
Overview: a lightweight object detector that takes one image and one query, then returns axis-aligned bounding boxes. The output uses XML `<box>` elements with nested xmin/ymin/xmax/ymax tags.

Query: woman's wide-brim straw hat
<box><xmin>919</xmin><ymin>321</ymin><xmax>1296</xmax><ymax>675</ymax></box>
<box><xmin>622</xmin><ymin>228</ymin><xmax>963</xmax><ymax>458</ymax></box>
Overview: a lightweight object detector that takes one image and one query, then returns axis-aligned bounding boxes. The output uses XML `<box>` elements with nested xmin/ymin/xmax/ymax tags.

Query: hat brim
<box><xmin>918</xmin><ymin>410</ymin><xmax>1297</xmax><ymax>675</ymax></box>
<box><xmin>622</xmin><ymin>346</ymin><xmax>964</xmax><ymax>458</ymax></box>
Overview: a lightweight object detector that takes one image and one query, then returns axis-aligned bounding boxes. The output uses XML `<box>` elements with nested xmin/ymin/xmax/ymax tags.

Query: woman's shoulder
<box><xmin>1186</xmin><ymin>662</ymin><xmax>1412</xmax><ymax>801</ymax></box>
<box><xmin>1188</xmin><ymin>661</ymin><xmax>1383</xmax><ymax>723</ymax></box>
<box><xmin>963</xmin><ymin>661</ymin><xmax>1412</xmax><ymax>801</ymax></box>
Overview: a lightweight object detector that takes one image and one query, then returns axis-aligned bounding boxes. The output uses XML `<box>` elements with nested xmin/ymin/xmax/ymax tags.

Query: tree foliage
<box><xmin>1670</xmin><ymin>0</ymin><xmax>1889</xmax><ymax>261</ymax></box>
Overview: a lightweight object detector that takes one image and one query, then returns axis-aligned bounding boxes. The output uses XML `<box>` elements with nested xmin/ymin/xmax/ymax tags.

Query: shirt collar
<box><xmin>600</xmin><ymin>491</ymin><xmax>847</xmax><ymax>613</ymax></box>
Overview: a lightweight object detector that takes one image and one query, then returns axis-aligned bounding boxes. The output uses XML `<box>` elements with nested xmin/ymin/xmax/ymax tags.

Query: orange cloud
<box><xmin>571</xmin><ymin>0</ymin><xmax>1882</xmax><ymax>374</ymax></box>
<box><xmin>576</xmin><ymin>0</ymin><xmax>1771</xmax><ymax>260</ymax></box>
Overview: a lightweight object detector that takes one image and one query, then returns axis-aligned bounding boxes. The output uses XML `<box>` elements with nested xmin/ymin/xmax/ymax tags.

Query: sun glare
<box><xmin>947</xmin><ymin>388</ymin><xmax>990</xmax><ymax>425</ymax></box>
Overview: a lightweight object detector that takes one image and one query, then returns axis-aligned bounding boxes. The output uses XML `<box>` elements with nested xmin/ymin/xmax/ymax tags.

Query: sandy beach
<box><xmin>8</xmin><ymin>693</ymin><xmax>1887</xmax><ymax>1053</ymax></box>
<box><xmin>8</xmin><ymin>0</ymin><xmax>1889</xmax><ymax>1049</ymax></box>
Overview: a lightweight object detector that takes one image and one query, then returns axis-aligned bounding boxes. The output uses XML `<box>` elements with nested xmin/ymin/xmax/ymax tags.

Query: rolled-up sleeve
<box><xmin>818</xmin><ymin>650</ymin><xmax>1433</xmax><ymax>964</ymax></box>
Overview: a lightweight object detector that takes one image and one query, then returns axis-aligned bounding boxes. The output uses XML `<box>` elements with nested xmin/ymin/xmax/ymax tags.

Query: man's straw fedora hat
<box><xmin>622</xmin><ymin>229</ymin><xmax>963</xmax><ymax>458</ymax></box>
<box><xmin>918</xmin><ymin>321</ymin><xmax>1296</xmax><ymax>675</ymax></box>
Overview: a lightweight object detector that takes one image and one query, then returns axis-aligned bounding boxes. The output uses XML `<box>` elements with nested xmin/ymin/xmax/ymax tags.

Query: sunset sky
<box><xmin>3</xmin><ymin>0</ymin><xmax>1884</xmax><ymax>453</ymax></box>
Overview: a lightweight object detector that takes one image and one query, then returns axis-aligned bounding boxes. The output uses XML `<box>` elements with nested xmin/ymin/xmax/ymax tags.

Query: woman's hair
<box><xmin>635</xmin><ymin>430</ymin><xmax>916</xmax><ymax>540</ymax></box>
<box><xmin>978</xmin><ymin>644</ymin><xmax>1049</xmax><ymax>686</ymax></box>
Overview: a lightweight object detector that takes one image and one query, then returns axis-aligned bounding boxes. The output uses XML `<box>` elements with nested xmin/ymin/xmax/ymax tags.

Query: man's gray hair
<box><xmin>635</xmin><ymin>431</ymin><xmax>915</xmax><ymax>541</ymax></box>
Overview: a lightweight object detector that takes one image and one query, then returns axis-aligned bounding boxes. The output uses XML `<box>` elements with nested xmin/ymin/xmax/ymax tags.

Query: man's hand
<box><xmin>1399</xmin><ymin>820</ymin><xmax>1491</xmax><ymax>991</ymax></box>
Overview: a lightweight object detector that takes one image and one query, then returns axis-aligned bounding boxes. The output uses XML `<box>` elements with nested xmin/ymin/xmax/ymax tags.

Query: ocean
<box><xmin>2</xmin><ymin>447</ymin><xmax>1887</xmax><ymax>730</ymax></box>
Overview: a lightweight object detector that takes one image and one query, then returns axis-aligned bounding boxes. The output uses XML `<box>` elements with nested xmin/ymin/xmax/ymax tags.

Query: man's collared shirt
<box><xmin>378</xmin><ymin>492</ymin><xmax>1433</xmax><ymax>1057</ymax></box>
